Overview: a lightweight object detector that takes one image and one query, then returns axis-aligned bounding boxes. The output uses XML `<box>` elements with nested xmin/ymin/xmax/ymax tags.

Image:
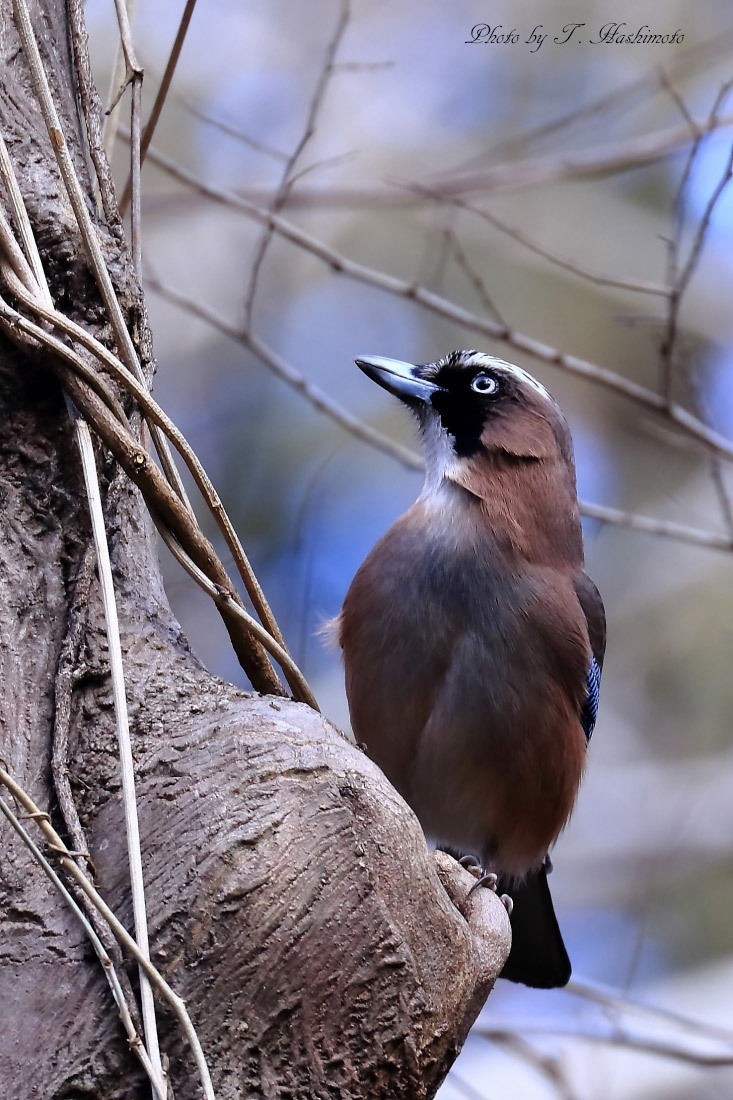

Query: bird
<box><xmin>336</xmin><ymin>349</ymin><xmax>605</xmax><ymax>988</ymax></box>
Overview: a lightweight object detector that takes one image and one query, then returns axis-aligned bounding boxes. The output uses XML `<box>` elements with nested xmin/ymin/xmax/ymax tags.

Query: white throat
<box><xmin>416</xmin><ymin>414</ymin><xmax>458</xmax><ymax>501</ymax></box>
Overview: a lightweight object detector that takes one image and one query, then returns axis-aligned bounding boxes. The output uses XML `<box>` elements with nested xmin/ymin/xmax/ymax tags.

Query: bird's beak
<box><xmin>355</xmin><ymin>356</ymin><xmax>442</xmax><ymax>405</ymax></box>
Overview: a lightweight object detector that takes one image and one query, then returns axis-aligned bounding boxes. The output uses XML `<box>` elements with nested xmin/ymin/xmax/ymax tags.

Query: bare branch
<box><xmin>567</xmin><ymin>977</ymin><xmax>733</xmax><ymax>1042</ymax></box>
<box><xmin>488</xmin><ymin>1032</ymin><xmax>576</xmax><ymax>1100</ymax></box>
<box><xmin>711</xmin><ymin>460</ymin><xmax>733</xmax><ymax>534</ymax></box>
<box><xmin>159</xmin><ymin>79</ymin><xmax>288</xmax><ymax>161</ymax></box>
<box><xmin>422</xmin><ymin>113</ymin><xmax>733</xmax><ymax>197</ymax></box>
<box><xmin>579</xmin><ymin>499</ymin><xmax>733</xmax><ymax>551</ymax></box>
<box><xmin>135</xmin><ymin>140</ymin><xmax>733</xmax><ymax>463</ymax></box>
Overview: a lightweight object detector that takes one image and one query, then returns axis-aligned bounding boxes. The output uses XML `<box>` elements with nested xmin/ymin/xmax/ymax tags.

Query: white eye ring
<box><xmin>471</xmin><ymin>373</ymin><xmax>498</xmax><ymax>395</ymax></box>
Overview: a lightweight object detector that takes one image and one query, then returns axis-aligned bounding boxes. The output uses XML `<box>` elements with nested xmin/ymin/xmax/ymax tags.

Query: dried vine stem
<box><xmin>0</xmin><ymin>258</ymin><xmax>288</xmax><ymax>653</ymax></box>
<box><xmin>0</xmin><ymin>88</ymin><xmax>164</xmax><ymax>1085</ymax></box>
<box><xmin>48</xmin><ymin>542</ymin><xmax>143</xmax><ymax>1036</ymax></box>
<box><xmin>0</xmin><ymin>795</ymin><xmax>168</xmax><ymax>1100</ymax></box>
<box><xmin>0</xmin><ymin>764</ymin><xmax>216</xmax><ymax>1100</ymax></box>
<box><xmin>102</xmin><ymin>0</ymin><xmax>139</xmax><ymax>161</ymax></box>
<box><xmin>67</xmin><ymin>0</ymin><xmax>120</xmax><ymax>225</ymax></box>
<box><xmin>118</xmin><ymin>0</ymin><xmax>199</xmax><ymax>216</ymax></box>
<box><xmin>137</xmin><ymin>141</ymin><xmax>733</xmax><ymax>464</ymax></box>
<box><xmin>13</xmin><ymin>0</ymin><xmax>298</xmax><ymax>694</ymax></box>
<box><xmin>13</xmin><ymin>0</ymin><xmax>189</xmax><ymax>508</ymax></box>
<box><xmin>0</xmin><ymin>283</ymin><xmax>315</xmax><ymax>704</ymax></box>
<box><xmin>78</xmin><ymin>397</ymin><xmax>164</xmax><ymax>1085</ymax></box>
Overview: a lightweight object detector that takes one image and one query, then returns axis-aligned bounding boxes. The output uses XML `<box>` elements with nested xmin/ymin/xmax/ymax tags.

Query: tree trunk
<box><xmin>0</xmin><ymin>3</ymin><xmax>509</xmax><ymax>1097</ymax></box>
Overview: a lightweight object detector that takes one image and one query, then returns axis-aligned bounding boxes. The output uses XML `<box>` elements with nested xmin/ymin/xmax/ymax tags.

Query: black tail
<box><xmin>498</xmin><ymin>862</ymin><xmax>571</xmax><ymax>989</ymax></box>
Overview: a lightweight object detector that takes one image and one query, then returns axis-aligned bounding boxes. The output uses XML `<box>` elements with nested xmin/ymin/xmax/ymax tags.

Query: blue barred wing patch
<box><xmin>580</xmin><ymin>656</ymin><xmax>601</xmax><ymax>743</ymax></box>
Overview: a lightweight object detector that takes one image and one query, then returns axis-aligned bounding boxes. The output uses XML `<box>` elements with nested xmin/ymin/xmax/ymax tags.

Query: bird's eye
<box><xmin>471</xmin><ymin>373</ymin><xmax>498</xmax><ymax>395</ymax></box>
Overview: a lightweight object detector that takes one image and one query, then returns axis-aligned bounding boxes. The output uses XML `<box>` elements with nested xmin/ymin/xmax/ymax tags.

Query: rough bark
<box><xmin>0</xmin><ymin>3</ymin><xmax>510</xmax><ymax>1097</ymax></box>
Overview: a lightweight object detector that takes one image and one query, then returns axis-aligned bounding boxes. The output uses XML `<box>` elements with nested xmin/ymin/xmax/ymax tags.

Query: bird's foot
<box><xmin>499</xmin><ymin>893</ymin><xmax>514</xmax><ymax>917</ymax></box>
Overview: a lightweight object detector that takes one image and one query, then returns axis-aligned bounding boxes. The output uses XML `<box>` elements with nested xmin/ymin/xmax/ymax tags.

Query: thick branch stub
<box><xmin>81</xmin><ymin>696</ymin><xmax>510</xmax><ymax>1100</ymax></box>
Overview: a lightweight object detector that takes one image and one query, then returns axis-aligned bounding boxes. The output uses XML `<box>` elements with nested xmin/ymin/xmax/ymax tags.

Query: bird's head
<box><xmin>355</xmin><ymin>350</ymin><xmax>575</xmax><ymax>499</ymax></box>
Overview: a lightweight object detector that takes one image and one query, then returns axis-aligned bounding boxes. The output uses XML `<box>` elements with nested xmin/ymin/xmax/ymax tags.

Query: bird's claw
<box><xmin>468</xmin><ymin>871</ymin><xmax>498</xmax><ymax>896</ymax></box>
<box><xmin>458</xmin><ymin>854</ymin><xmax>484</xmax><ymax>879</ymax></box>
<box><xmin>500</xmin><ymin>893</ymin><xmax>514</xmax><ymax>917</ymax></box>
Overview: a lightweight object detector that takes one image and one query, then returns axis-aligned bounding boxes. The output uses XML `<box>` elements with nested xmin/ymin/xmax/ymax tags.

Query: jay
<box><xmin>337</xmin><ymin>350</ymin><xmax>605</xmax><ymax>988</ymax></box>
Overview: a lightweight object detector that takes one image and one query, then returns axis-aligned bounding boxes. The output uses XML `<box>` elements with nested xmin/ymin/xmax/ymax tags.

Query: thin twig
<box><xmin>168</xmin><ymin>84</ymin><xmax>289</xmax><ymax>161</ymax></box>
<box><xmin>487</xmin><ymin>1032</ymin><xmax>576</xmax><ymax>1100</ymax></box>
<box><xmin>711</xmin><ymin>460</ymin><xmax>733</xmax><ymax>534</ymax></box>
<box><xmin>478</xmin><ymin>1025</ymin><xmax>733</xmax><ymax>1068</ymax></box>
<box><xmin>243</xmin><ymin>0</ymin><xmax>349</xmax><ymax>328</ymax></box>
<box><xmin>660</xmin><ymin>78</ymin><xmax>733</xmax><ymax>399</ymax></box>
<box><xmin>128</xmin><ymin>113</ymin><xmax>733</xmax><ymax>213</ymax></box>
<box><xmin>422</xmin><ymin>113</ymin><xmax>733</xmax><ymax>197</ymax></box>
<box><xmin>579</xmin><ymin>499</ymin><xmax>733</xmax><ymax>551</ymax></box>
<box><xmin>145</xmin><ymin>272</ymin><xmax>422</xmax><ymax>472</ymax></box>
<box><xmin>565</xmin><ymin>976</ymin><xmax>733</xmax><ymax>1042</ymax></box>
<box><xmin>444</xmin><ymin>228</ymin><xmax>507</xmax><ymax>325</ymax></box>
<box><xmin>108</xmin><ymin>0</ymin><xmax>144</xmax><ymax>111</ymax></box>
<box><xmin>0</xmin><ymin>764</ymin><xmax>216</xmax><ymax>1100</ymax></box>
<box><xmin>118</xmin><ymin>0</ymin><xmax>199</xmax><ymax>216</ymax></box>
<box><xmin>408</xmin><ymin>184</ymin><xmax>670</xmax><ymax>298</ymax></box>
<box><xmin>0</xmin><ymin>794</ymin><xmax>168</xmax><ymax>1100</ymax></box>
<box><xmin>135</xmin><ymin>140</ymin><xmax>733</xmax><ymax>463</ymax></box>
<box><xmin>130</xmin><ymin>71</ymin><xmax>143</xmax><ymax>279</ymax></box>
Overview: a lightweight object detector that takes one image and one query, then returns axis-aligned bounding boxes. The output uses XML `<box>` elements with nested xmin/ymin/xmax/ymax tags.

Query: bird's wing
<box><xmin>573</xmin><ymin>572</ymin><xmax>606</xmax><ymax>742</ymax></box>
<box><xmin>573</xmin><ymin>571</ymin><xmax>606</xmax><ymax>670</ymax></box>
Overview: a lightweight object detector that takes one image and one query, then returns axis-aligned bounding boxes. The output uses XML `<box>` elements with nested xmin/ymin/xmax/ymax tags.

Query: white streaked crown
<box><xmin>456</xmin><ymin>352</ymin><xmax>553</xmax><ymax>403</ymax></box>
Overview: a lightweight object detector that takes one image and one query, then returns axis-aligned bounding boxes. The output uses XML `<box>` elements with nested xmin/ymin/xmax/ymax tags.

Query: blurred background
<box><xmin>84</xmin><ymin>0</ymin><xmax>733</xmax><ymax>1095</ymax></box>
